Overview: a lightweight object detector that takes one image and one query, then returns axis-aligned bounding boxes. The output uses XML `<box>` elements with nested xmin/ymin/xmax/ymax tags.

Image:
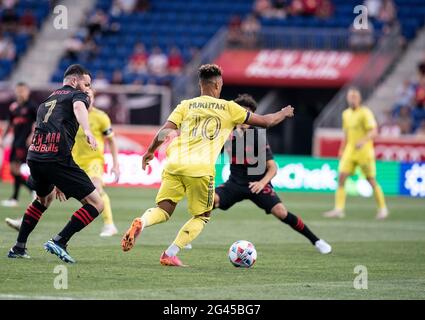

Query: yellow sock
<box><xmin>373</xmin><ymin>184</ymin><xmax>387</xmax><ymax>209</ymax></box>
<box><xmin>173</xmin><ymin>216</ymin><xmax>210</xmax><ymax>248</ymax></box>
<box><xmin>101</xmin><ymin>192</ymin><xmax>114</xmax><ymax>225</ymax></box>
<box><xmin>335</xmin><ymin>186</ymin><xmax>346</xmax><ymax>211</ymax></box>
<box><xmin>141</xmin><ymin>207</ymin><xmax>170</xmax><ymax>228</ymax></box>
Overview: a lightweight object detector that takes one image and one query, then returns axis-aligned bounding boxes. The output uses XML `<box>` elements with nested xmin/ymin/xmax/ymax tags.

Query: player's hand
<box><xmin>142</xmin><ymin>152</ymin><xmax>154</xmax><ymax>170</ymax></box>
<box><xmin>249</xmin><ymin>181</ymin><xmax>266</xmax><ymax>194</ymax></box>
<box><xmin>111</xmin><ymin>164</ymin><xmax>120</xmax><ymax>183</ymax></box>
<box><xmin>85</xmin><ymin>130</ymin><xmax>97</xmax><ymax>150</ymax></box>
<box><xmin>281</xmin><ymin>105</ymin><xmax>294</xmax><ymax>118</ymax></box>
<box><xmin>54</xmin><ymin>187</ymin><xmax>66</xmax><ymax>202</ymax></box>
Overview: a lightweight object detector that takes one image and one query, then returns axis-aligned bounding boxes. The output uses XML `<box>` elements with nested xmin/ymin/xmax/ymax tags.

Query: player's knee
<box><xmin>199</xmin><ymin>211</ymin><xmax>211</xmax><ymax>218</ymax></box>
<box><xmin>271</xmin><ymin>203</ymin><xmax>287</xmax><ymax>219</ymax></box>
<box><xmin>214</xmin><ymin>193</ymin><xmax>220</xmax><ymax>208</ymax></box>
<box><xmin>367</xmin><ymin>177</ymin><xmax>377</xmax><ymax>188</ymax></box>
<box><xmin>158</xmin><ymin>200</ymin><xmax>176</xmax><ymax>216</ymax></box>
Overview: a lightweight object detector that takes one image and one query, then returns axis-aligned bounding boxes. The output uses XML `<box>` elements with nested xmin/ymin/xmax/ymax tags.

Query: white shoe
<box><xmin>376</xmin><ymin>207</ymin><xmax>389</xmax><ymax>220</ymax></box>
<box><xmin>1</xmin><ymin>199</ymin><xmax>18</xmax><ymax>207</ymax></box>
<box><xmin>323</xmin><ymin>209</ymin><xmax>345</xmax><ymax>218</ymax></box>
<box><xmin>183</xmin><ymin>244</ymin><xmax>192</xmax><ymax>250</ymax></box>
<box><xmin>100</xmin><ymin>224</ymin><xmax>118</xmax><ymax>237</ymax></box>
<box><xmin>31</xmin><ymin>191</ymin><xmax>37</xmax><ymax>200</ymax></box>
<box><xmin>5</xmin><ymin>217</ymin><xmax>22</xmax><ymax>231</ymax></box>
<box><xmin>315</xmin><ymin>239</ymin><xmax>332</xmax><ymax>254</ymax></box>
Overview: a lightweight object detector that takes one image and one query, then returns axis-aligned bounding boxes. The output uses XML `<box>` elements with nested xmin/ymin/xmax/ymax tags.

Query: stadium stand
<box><xmin>0</xmin><ymin>0</ymin><xmax>51</xmax><ymax>80</ymax></box>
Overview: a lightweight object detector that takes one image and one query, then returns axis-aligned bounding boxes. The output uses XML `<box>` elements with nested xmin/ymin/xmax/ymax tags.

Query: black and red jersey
<box><xmin>27</xmin><ymin>85</ymin><xmax>90</xmax><ymax>162</ymax></box>
<box><xmin>8</xmin><ymin>99</ymin><xmax>38</xmax><ymax>148</ymax></box>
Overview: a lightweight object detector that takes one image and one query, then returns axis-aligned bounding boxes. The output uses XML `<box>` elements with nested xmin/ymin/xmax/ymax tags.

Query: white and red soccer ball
<box><xmin>228</xmin><ymin>240</ymin><xmax>257</xmax><ymax>268</ymax></box>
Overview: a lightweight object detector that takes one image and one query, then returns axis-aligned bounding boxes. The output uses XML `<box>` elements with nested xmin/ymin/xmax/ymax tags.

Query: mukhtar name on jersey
<box><xmin>189</xmin><ymin>102</ymin><xmax>226</xmax><ymax>110</ymax></box>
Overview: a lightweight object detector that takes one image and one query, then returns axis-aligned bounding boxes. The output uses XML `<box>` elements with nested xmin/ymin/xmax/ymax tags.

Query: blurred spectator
<box><xmin>349</xmin><ymin>19</ymin><xmax>375</xmax><ymax>51</ymax></box>
<box><xmin>168</xmin><ymin>46</ymin><xmax>184</xmax><ymax>74</ymax></box>
<box><xmin>397</xmin><ymin>106</ymin><xmax>413</xmax><ymax>134</ymax></box>
<box><xmin>1</xmin><ymin>0</ymin><xmax>17</xmax><ymax>9</ymax></box>
<box><xmin>254</xmin><ymin>0</ymin><xmax>273</xmax><ymax>18</ymax></box>
<box><xmin>392</xmin><ymin>79</ymin><xmax>415</xmax><ymax>115</ymax></box>
<box><xmin>364</xmin><ymin>0</ymin><xmax>382</xmax><ymax>19</ymax></box>
<box><xmin>110</xmin><ymin>0</ymin><xmax>136</xmax><ymax>16</ymax></box>
<box><xmin>134</xmin><ymin>0</ymin><xmax>150</xmax><ymax>12</ymax></box>
<box><xmin>111</xmin><ymin>69</ymin><xmax>124</xmax><ymax>84</ymax></box>
<box><xmin>92</xmin><ymin>71</ymin><xmax>110</xmax><ymax>89</ymax></box>
<box><xmin>87</xmin><ymin>9</ymin><xmax>109</xmax><ymax>37</ymax></box>
<box><xmin>227</xmin><ymin>15</ymin><xmax>243</xmax><ymax>47</ymax></box>
<box><xmin>0</xmin><ymin>33</ymin><xmax>16</xmax><ymax>60</ymax></box>
<box><xmin>127</xmin><ymin>42</ymin><xmax>148</xmax><ymax>73</ymax></box>
<box><xmin>415</xmin><ymin>120</ymin><xmax>425</xmax><ymax>138</ymax></box>
<box><xmin>415</xmin><ymin>76</ymin><xmax>425</xmax><ymax>109</ymax></box>
<box><xmin>19</xmin><ymin>9</ymin><xmax>37</xmax><ymax>35</ymax></box>
<box><xmin>241</xmin><ymin>14</ymin><xmax>261</xmax><ymax>48</ymax></box>
<box><xmin>80</xmin><ymin>36</ymin><xmax>99</xmax><ymax>61</ymax></box>
<box><xmin>316</xmin><ymin>0</ymin><xmax>335</xmax><ymax>19</ymax></box>
<box><xmin>290</xmin><ymin>0</ymin><xmax>320</xmax><ymax>17</ymax></box>
<box><xmin>147</xmin><ymin>46</ymin><xmax>168</xmax><ymax>76</ymax></box>
<box><xmin>64</xmin><ymin>35</ymin><xmax>84</xmax><ymax>60</ymax></box>
<box><xmin>379</xmin><ymin>0</ymin><xmax>397</xmax><ymax>25</ymax></box>
<box><xmin>270</xmin><ymin>0</ymin><xmax>289</xmax><ymax>18</ymax></box>
<box><xmin>1</xmin><ymin>7</ymin><xmax>19</xmax><ymax>32</ymax></box>
<box><xmin>418</xmin><ymin>57</ymin><xmax>425</xmax><ymax>78</ymax></box>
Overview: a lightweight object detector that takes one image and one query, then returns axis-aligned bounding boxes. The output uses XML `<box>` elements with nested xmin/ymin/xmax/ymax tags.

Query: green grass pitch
<box><xmin>0</xmin><ymin>185</ymin><xmax>424</xmax><ymax>300</ymax></box>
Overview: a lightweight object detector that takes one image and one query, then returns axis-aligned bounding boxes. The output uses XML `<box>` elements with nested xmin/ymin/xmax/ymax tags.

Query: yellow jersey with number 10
<box><xmin>165</xmin><ymin>95</ymin><xmax>250</xmax><ymax>177</ymax></box>
<box><xmin>72</xmin><ymin>107</ymin><xmax>114</xmax><ymax>164</ymax></box>
<box><xmin>342</xmin><ymin>106</ymin><xmax>377</xmax><ymax>160</ymax></box>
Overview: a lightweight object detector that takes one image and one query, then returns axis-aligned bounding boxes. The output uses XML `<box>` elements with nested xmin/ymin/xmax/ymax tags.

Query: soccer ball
<box><xmin>228</xmin><ymin>240</ymin><xmax>257</xmax><ymax>268</ymax></box>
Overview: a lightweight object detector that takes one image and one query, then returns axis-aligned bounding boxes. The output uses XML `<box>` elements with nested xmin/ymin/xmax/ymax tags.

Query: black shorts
<box><xmin>10</xmin><ymin>146</ymin><xmax>28</xmax><ymax>163</ymax></box>
<box><xmin>27</xmin><ymin>157</ymin><xmax>95</xmax><ymax>201</ymax></box>
<box><xmin>215</xmin><ymin>179</ymin><xmax>281</xmax><ymax>214</ymax></box>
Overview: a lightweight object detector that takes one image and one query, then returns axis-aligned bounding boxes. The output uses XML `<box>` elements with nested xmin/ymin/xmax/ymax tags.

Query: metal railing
<box><xmin>314</xmin><ymin>28</ymin><xmax>403</xmax><ymax>129</ymax></box>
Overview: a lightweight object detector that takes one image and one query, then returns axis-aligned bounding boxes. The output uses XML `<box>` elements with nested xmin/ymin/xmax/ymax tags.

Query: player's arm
<box><xmin>73</xmin><ymin>101</ymin><xmax>97</xmax><ymax>150</ymax></box>
<box><xmin>246</xmin><ymin>105</ymin><xmax>294</xmax><ymax>128</ymax></box>
<box><xmin>355</xmin><ymin>127</ymin><xmax>378</xmax><ymax>150</ymax></box>
<box><xmin>142</xmin><ymin>121</ymin><xmax>178</xmax><ymax>170</ymax></box>
<box><xmin>0</xmin><ymin>122</ymin><xmax>12</xmax><ymax>149</ymax></box>
<box><xmin>249</xmin><ymin>159</ymin><xmax>277</xmax><ymax>194</ymax></box>
<box><xmin>106</xmin><ymin>134</ymin><xmax>120</xmax><ymax>182</ymax></box>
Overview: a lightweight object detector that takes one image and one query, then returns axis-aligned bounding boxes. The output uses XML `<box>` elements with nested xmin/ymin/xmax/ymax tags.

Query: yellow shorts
<box><xmin>156</xmin><ymin>170</ymin><xmax>215</xmax><ymax>216</ymax></box>
<box><xmin>339</xmin><ymin>155</ymin><xmax>376</xmax><ymax>178</ymax></box>
<box><xmin>77</xmin><ymin>158</ymin><xmax>104</xmax><ymax>180</ymax></box>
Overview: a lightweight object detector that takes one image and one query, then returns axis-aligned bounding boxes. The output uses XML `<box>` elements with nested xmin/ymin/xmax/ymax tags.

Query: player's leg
<box><xmin>8</xmin><ymin>162</ymin><xmax>54</xmax><ymax>259</ymax></box>
<box><xmin>121</xmin><ymin>171</ymin><xmax>184</xmax><ymax>252</ymax></box>
<box><xmin>91</xmin><ymin>176</ymin><xmax>118</xmax><ymax>236</ymax></box>
<box><xmin>361</xmin><ymin>161</ymin><xmax>388</xmax><ymax>219</ymax></box>
<box><xmin>323</xmin><ymin>157</ymin><xmax>354</xmax><ymax>217</ymax></box>
<box><xmin>44</xmin><ymin>160</ymin><xmax>102</xmax><ymax>263</ymax></box>
<box><xmin>160</xmin><ymin>175</ymin><xmax>214</xmax><ymax>266</ymax></box>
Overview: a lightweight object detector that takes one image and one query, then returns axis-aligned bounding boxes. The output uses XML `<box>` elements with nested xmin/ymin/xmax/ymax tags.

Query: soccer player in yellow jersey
<box><xmin>121</xmin><ymin>64</ymin><xmax>294</xmax><ymax>266</ymax></box>
<box><xmin>72</xmin><ymin>89</ymin><xmax>121</xmax><ymax>236</ymax></box>
<box><xmin>323</xmin><ymin>87</ymin><xmax>388</xmax><ymax>219</ymax></box>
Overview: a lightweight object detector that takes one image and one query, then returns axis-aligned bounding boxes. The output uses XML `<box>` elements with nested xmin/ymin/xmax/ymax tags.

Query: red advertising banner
<box><xmin>314</xmin><ymin>129</ymin><xmax>425</xmax><ymax>162</ymax></box>
<box><xmin>215</xmin><ymin>49</ymin><xmax>370</xmax><ymax>87</ymax></box>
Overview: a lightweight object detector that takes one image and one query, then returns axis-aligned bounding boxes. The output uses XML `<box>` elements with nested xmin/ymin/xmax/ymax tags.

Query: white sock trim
<box><xmin>165</xmin><ymin>244</ymin><xmax>180</xmax><ymax>257</ymax></box>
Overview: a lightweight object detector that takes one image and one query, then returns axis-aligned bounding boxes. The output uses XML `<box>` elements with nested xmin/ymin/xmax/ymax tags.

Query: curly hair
<box><xmin>234</xmin><ymin>93</ymin><xmax>257</xmax><ymax>112</ymax></box>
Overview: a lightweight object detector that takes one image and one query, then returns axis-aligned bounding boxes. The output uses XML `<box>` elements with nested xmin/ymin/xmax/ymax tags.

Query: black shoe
<box><xmin>8</xmin><ymin>246</ymin><xmax>31</xmax><ymax>259</ymax></box>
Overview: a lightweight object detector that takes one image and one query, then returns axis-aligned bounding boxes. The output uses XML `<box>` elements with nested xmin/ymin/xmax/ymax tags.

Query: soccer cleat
<box><xmin>1</xmin><ymin>199</ymin><xmax>18</xmax><ymax>207</ymax></box>
<box><xmin>160</xmin><ymin>252</ymin><xmax>187</xmax><ymax>267</ymax></box>
<box><xmin>323</xmin><ymin>209</ymin><xmax>345</xmax><ymax>218</ymax></box>
<box><xmin>44</xmin><ymin>240</ymin><xmax>76</xmax><ymax>263</ymax></box>
<box><xmin>5</xmin><ymin>217</ymin><xmax>22</xmax><ymax>231</ymax></box>
<box><xmin>7</xmin><ymin>247</ymin><xmax>30</xmax><ymax>259</ymax></box>
<box><xmin>121</xmin><ymin>218</ymin><xmax>143</xmax><ymax>252</ymax></box>
<box><xmin>376</xmin><ymin>207</ymin><xmax>389</xmax><ymax>220</ymax></box>
<box><xmin>100</xmin><ymin>224</ymin><xmax>118</xmax><ymax>237</ymax></box>
<box><xmin>315</xmin><ymin>239</ymin><xmax>332</xmax><ymax>254</ymax></box>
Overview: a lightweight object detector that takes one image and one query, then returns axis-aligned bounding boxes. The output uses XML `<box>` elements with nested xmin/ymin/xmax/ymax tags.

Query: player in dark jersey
<box><xmin>7</xmin><ymin>64</ymin><xmax>104</xmax><ymax>263</ymax></box>
<box><xmin>214</xmin><ymin>94</ymin><xmax>332</xmax><ymax>254</ymax></box>
<box><xmin>0</xmin><ymin>82</ymin><xmax>37</xmax><ymax>207</ymax></box>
